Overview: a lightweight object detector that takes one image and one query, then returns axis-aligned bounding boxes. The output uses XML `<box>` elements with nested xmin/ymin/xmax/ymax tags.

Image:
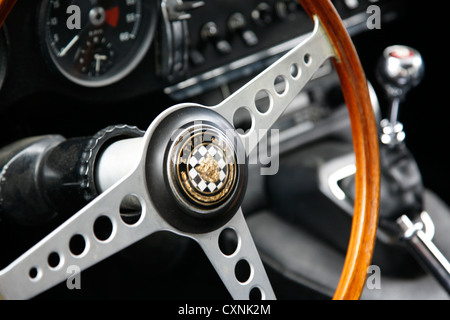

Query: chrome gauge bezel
<box><xmin>37</xmin><ymin>0</ymin><xmax>158</xmax><ymax>88</ymax></box>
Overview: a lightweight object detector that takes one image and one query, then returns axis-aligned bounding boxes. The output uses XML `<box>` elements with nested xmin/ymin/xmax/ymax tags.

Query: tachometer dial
<box><xmin>38</xmin><ymin>0</ymin><xmax>157</xmax><ymax>87</ymax></box>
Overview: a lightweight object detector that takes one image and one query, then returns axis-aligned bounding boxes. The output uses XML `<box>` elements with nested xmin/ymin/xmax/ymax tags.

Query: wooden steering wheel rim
<box><xmin>298</xmin><ymin>0</ymin><xmax>380</xmax><ymax>299</ymax></box>
<box><xmin>0</xmin><ymin>0</ymin><xmax>379</xmax><ymax>300</ymax></box>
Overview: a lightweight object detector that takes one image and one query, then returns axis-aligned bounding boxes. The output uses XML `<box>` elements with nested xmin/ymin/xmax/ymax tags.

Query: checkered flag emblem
<box><xmin>171</xmin><ymin>125</ymin><xmax>238</xmax><ymax>208</ymax></box>
<box><xmin>188</xmin><ymin>144</ymin><xmax>228</xmax><ymax>193</ymax></box>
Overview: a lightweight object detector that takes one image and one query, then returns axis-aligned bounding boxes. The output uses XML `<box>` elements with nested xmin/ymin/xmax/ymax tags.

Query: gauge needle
<box><xmin>94</xmin><ymin>53</ymin><xmax>107</xmax><ymax>73</ymax></box>
<box><xmin>58</xmin><ymin>35</ymin><xmax>79</xmax><ymax>57</ymax></box>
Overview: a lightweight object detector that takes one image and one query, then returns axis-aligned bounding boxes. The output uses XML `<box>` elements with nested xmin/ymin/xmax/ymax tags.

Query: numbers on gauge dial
<box><xmin>40</xmin><ymin>0</ymin><xmax>154</xmax><ymax>87</ymax></box>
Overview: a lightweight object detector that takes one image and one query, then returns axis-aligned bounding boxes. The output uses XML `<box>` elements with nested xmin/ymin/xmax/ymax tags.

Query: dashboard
<box><xmin>0</xmin><ymin>0</ymin><xmax>403</xmax><ymax>147</ymax></box>
<box><xmin>5</xmin><ymin>0</ymin><xmax>448</xmax><ymax>300</ymax></box>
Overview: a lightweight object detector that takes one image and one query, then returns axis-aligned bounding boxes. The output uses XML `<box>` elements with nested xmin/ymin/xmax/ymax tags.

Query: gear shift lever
<box><xmin>373</xmin><ymin>45</ymin><xmax>425</xmax><ymax>222</ymax></box>
<box><xmin>376</xmin><ymin>45</ymin><xmax>425</xmax><ymax>146</ymax></box>
<box><xmin>377</xmin><ymin>46</ymin><xmax>450</xmax><ymax>295</ymax></box>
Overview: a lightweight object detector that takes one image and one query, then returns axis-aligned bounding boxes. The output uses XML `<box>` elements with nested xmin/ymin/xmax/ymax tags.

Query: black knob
<box><xmin>251</xmin><ymin>2</ymin><xmax>273</xmax><ymax>26</ymax></box>
<box><xmin>227</xmin><ymin>13</ymin><xmax>259</xmax><ymax>47</ymax></box>
<box><xmin>201</xmin><ymin>22</ymin><xmax>232</xmax><ymax>55</ymax></box>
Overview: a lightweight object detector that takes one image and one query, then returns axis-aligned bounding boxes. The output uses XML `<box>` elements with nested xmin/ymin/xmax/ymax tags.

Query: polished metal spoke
<box><xmin>212</xmin><ymin>16</ymin><xmax>335</xmax><ymax>155</ymax></box>
<box><xmin>193</xmin><ymin>208</ymin><xmax>276</xmax><ymax>300</ymax></box>
<box><xmin>0</xmin><ymin>155</ymin><xmax>171</xmax><ymax>299</ymax></box>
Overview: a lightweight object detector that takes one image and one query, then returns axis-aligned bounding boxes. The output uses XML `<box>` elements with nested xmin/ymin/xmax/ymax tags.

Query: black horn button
<box><xmin>145</xmin><ymin>106</ymin><xmax>247</xmax><ymax>234</ymax></box>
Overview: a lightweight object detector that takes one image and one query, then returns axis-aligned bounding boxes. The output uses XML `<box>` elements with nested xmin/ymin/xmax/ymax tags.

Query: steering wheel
<box><xmin>0</xmin><ymin>0</ymin><xmax>379</xmax><ymax>300</ymax></box>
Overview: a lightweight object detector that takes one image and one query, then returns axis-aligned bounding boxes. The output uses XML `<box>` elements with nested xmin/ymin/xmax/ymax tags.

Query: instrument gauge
<box><xmin>38</xmin><ymin>0</ymin><xmax>157</xmax><ymax>87</ymax></box>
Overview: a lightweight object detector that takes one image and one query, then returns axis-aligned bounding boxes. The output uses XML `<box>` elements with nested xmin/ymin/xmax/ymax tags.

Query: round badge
<box><xmin>169</xmin><ymin>124</ymin><xmax>239</xmax><ymax>212</ymax></box>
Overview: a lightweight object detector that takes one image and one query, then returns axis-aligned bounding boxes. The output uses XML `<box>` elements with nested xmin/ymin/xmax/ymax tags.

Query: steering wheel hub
<box><xmin>144</xmin><ymin>106</ymin><xmax>248</xmax><ymax>233</ymax></box>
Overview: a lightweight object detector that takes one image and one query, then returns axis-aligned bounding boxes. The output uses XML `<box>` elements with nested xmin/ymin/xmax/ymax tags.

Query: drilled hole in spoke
<box><xmin>93</xmin><ymin>215</ymin><xmax>114</xmax><ymax>241</ymax></box>
<box><xmin>69</xmin><ymin>234</ymin><xmax>87</xmax><ymax>256</ymax></box>
<box><xmin>249</xmin><ymin>287</ymin><xmax>264</xmax><ymax>300</ymax></box>
<box><xmin>29</xmin><ymin>267</ymin><xmax>40</xmax><ymax>280</ymax></box>
<box><xmin>235</xmin><ymin>259</ymin><xmax>252</xmax><ymax>283</ymax></box>
<box><xmin>120</xmin><ymin>195</ymin><xmax>143</xmax><ymax>225</ymax></box>
<box><xmin>290</xmin><ymin>63</ymin><xmax>300</xmax><ymax>79</ymax></box>
<box><xmin>274</xmin><ymin>75</ymin><xmax>288</xmax><ymax>96</ymax></box>
<box><xmin>218</xmin><ymin>228</ymin><xmax>239</xmax><ymax>256</ymax></box>
<box><xmin>255</xmin><ymin>89</ymin><xmax>273</xmax><ymax>114</ymax></box>
<box><xmin>304</xmin><ymin>53</ymin><xmax>311</xmax><ymax>65</ymax></box>
<box><xmin>48</xmin><ymin>252</ymin><xmax>61</xmax><ymax>269</ymax></box>
<box><xmin>233</xmin><ymin>107</ymin><xmax>253</xmax><ymax>134</ymax></box>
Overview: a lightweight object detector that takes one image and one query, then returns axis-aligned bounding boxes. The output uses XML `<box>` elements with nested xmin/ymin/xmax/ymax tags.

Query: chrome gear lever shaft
<box><xmin>376</xmin><ymin>45</ymin><xmax>424</xmax><ymax>146</ymax></box>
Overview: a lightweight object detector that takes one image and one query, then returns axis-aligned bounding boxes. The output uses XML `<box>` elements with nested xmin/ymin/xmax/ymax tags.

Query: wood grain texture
<box><xmin>298</xmin><ymin>0</ymin><xmax>380</xmax><ymax>300</ymax></box>
<box><xmin>0</xmin><ymin>0</ymin><xmax>16</xmax><ymax>28</ymax></box>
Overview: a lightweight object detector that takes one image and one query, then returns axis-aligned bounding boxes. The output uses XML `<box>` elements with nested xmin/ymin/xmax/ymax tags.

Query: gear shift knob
<box><xmin>377</xmin><ymin>45</ymin><xmax>425</xmax><ymax>100</ymax></box>
<box><xmin>377</xmin><ymin>45</ymin><xmax>424</xmax><ymax>146</ymax></box>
